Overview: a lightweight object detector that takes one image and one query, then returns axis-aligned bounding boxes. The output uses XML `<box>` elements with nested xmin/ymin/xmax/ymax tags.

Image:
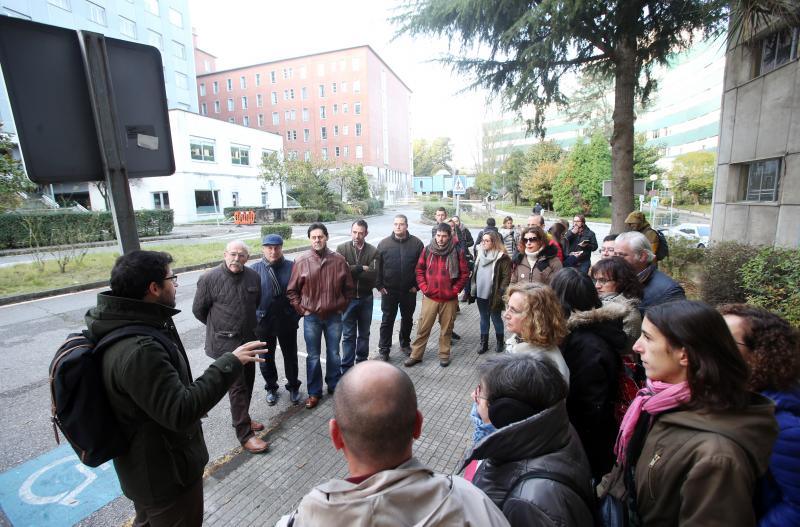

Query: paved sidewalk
<box><xmin>201</xmin><ymin>294</ymin><xmax>496</xmax><ymax>526</ymax></box>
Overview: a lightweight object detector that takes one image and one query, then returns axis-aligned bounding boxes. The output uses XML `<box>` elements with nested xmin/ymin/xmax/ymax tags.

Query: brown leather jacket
<box><xmin>287</xmin><ymin>248</ymin><xmax>354</xmax><ymax>319</ymax></box>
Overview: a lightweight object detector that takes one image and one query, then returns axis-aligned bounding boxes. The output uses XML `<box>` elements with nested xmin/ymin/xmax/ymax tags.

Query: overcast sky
<box><xmin>188</xmin><ymin>0</ymin><xmax>501</xmax><ymax>168</ymax></box>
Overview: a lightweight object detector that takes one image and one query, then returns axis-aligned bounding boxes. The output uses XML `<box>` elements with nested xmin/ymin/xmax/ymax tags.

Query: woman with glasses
<box><xmin>590</xmin><ymin>257</ymin><xmax>643</xmax><ymax>348</ymax></box>
<box><xmin>469</xmin><ymin>231</ymin><xmax>511</xmax><ymax>354</ymax></box>
<box><xmin>719</xmin><ymin>304</ymin><xmax>800</xmax><ymax>527</ymax></box>
<box><xmin>511</xmin><ymin>226</ymin><xmax>562</xmax><ymax>286</ymax></box>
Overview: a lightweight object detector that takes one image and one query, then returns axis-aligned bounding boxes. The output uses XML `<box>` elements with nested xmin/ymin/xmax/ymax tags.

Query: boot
<box><xmin>477</xmin><ymin>334</ymin><xmax>489</xmax><ymax>355</ymax></box>
<box><xmin>496</xmin><ymin>334</ymin><xmax>505</xmax><ymax>353</ymax></box>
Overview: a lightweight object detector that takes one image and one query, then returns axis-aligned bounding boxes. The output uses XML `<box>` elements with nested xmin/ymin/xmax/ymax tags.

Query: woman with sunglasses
<box><xmin>469</xmin><ymin>230</ymin><xmax>512</xmax><ymax>354</ymax></box>
<box><xmin>511</xmin><ymin>226</ymin><xmax>562</xmax><ymax>286</ymax></box>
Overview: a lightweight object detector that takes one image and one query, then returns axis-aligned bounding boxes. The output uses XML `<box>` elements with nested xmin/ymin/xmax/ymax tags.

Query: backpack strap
<box><xmin>502</xmin><ymin>469</ymin><xmax>595</xmax><ymax>519</ymax></box>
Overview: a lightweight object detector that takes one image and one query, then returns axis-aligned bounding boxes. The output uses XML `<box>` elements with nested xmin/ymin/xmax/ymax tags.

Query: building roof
<box><xmin>196</xmin><ymin>44</ymin><xmax>412</xmax><ymax>93</ymax></box>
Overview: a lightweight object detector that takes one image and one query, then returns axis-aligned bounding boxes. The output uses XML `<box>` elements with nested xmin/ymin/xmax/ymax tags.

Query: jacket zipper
<box><xmin>647</xmin><ymin>451</ymin><xmax>662</xmax><ymax>500</ymax></box>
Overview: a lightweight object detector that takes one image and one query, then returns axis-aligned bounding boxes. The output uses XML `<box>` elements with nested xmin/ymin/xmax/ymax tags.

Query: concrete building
<box><xmin>711</xmin><ymin>22</ymin><xmax>800</xmax><ymax>248</ymax></box>
<box><xmin>88</xmin><ymin>109</ymin><xmax>285</xmax><ymax>223</ymax></box>
<box><xmin>194</xmin><ymin>44</ymin><xmax>413</xmax><ymax>204</ymax></box>
<box><xmin>413</xmin><ymin>170</ymin><xmax>476</xmax><ymax>196</ymax></box>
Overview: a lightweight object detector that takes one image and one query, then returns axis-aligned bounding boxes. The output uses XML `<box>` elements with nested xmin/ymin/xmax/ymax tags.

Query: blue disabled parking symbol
<box><xmin>0</xmin><ymin>444</ymin><xmax>122</xmax><ymax>527</ymax></box>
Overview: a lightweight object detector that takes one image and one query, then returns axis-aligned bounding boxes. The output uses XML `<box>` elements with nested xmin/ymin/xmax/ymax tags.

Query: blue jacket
<box><xmin>639</xmin><ymin>266</ymin><xmax>685</xmax><ymax>315</ymax></box>
<box><xmin>758</xmin><ymin>386</ymin><xmax>800</xmax><ymax>527</ymax></box>
<box><xmin>252</xmin><ymin>256</ymin><xmax>300</xmax><ymax>332</ymax></box>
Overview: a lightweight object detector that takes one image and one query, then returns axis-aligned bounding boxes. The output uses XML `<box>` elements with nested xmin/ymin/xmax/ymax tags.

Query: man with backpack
<box><xmin>625</xmin><ymin>211</ymin><xmax>668</xmax><ymax>261</ymax></box>
<box><xmin>86</xmin><ymin>250</ymin><xmax>267</xmax><ymax>525</ymax></box>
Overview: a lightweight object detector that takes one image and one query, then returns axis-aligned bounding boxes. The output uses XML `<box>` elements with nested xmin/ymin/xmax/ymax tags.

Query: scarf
<box><xmin>637</xmin><ymin>263</ymin><xmax>656</xmax><ymax>284</ymax></box>
<box><xmin>614</xmin><ymin>379</ymin><xmax>691</xmax><ymax>465</ymax></box>
<box><xmin>525</xmin><ymin>247</ymin><xmax>542</xmax><ymax>268</ymax></box>
<box><xmin>477</xmin><ymin>248</ymin><xmax>499</xmax><ymax>267</ymax></box>
<box><xmin>262</xmin><ymin>256</ymin><xmax>284</xmax><ymax>296</ymax></box>
<box><xmin>426</xmin><ymin>238</ymin><xmax>460</xmax><ymax>279</ymax></box>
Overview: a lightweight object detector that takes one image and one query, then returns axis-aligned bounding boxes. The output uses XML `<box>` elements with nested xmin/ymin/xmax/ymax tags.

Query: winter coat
<box><xmin>640</xmin><ymin>265</ymin><xmax>686</xmax><ymax>315</ymax></box>
<box><xmin>561</xmin><ymin>302</ymin><xmax>628</xmax><ymax>480</ymax></box>
<box><xmin>336</xmin><ymin>241</ymin><xmax>380</xmax><ymax>298</ymax></box>
<box><xmin>376</xmin><ymin>233</ymin><xmax>424</xmax><ymax>293</ymax></box>
<box><xmin>601</xmin><ymin>393</ymin><xmax>777</xmax><ymax>527</ymax></box>
<box><xmin>464</xmin><ymin>401</ymin><xmax>595</xmax><ymax>527</ymax></box>
<box><xmin>600</xmin><ymin>292</ymin><xmax>642</xmax><ymax>350</ymax></box>
<box><xmin>758</xmin><ymin>386</ymin><xmax>800</xmax><ymax>527</ymax></box>
<box><xmin>470</xmin><ymin>251</ymin><xmax>512</xmax><ymax>312</ymax></box>
<box><xmin>510</xmin><ymin>243</ymin><xmax>562</xmax><ymax>286</ymax></box>
<box><xmin>88</xmin><ymin>292</ymin><xmax>242</xmax><ymax>506</ymax></box>
<box><xmin>276</xmin><ymin>457</ymin><xmax>510</xmax><ymax>527</ymax></box>
<box><xmin>192</xmin><ymin>263</ymin><xmax>261</xmax><ymax>358</ymax></box>
<box><xmin>625</xmin><ymin>211</ymin><xmax>660</xmax><ymax>255</ymax></box>
<box><xmin>499</xmin><ymin>228</ymin><xmax>519</xmax><ymax>259</ymax></box>
<box><xmin>506</xmin><ymin>340</ymin><xmax>570</xmax><ymax>384</ymax></box>
<box><xmin>286</xmin><ymin>248</ymin><xmax>354</xmax><ymax>318</ymax></box>
<box><xmin>416</xmin><ymin>245</ymin><xmax>469</xmax><ymax>303</ymax></box>
<box><xmin>251</xmin><ymin>256</ymin><xmax>300</xmax><ymax>336</ymax></box>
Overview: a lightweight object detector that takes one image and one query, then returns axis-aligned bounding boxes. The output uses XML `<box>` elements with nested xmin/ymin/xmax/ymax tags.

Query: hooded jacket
<box><xmin>464</xmin><ymin>401</ymin><xmax>595</xmax><ymax>527</ymax></box>
<box><xmin>600</xmin><ymin>292</ymin><xmax>642</xmax><ymax>350</ymax></box>
<box><xmin>88</xmin><ymin>292</ymin><xmax>242</xmax><ymax>505</ymax></box>
<box><xmin>632</xmin><ymin>393</ymin><xmax>778</xmax><ymax>526</ymax></box>
<box><xmin>625</xmin><ymin>211</ymin><xmax>659</xmax><ymax>255</ymax></box>
<box><xmin>276</xmin><ymin>457</ymin><xmax>510</xmax><ymax>527</ymax></box>
<box><xmin>510</xmin><ymin>242</ymin><xmax>562</xmax><ymax>286</ymax></box>
<box><xmin>469</xmin><ymin>249</ymin><xmax>512</xmax><ymax>311</ymax></box>
<box><xmin>561</xmin><ymin>302</ymin><xmax>628</xmax><ymax>480</ymax></box>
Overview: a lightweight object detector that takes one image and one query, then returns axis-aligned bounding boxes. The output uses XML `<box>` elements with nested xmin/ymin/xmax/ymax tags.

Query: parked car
<box><xmin>668</xmin><ymin>223</ymin><xmax>710</xmax><ymax>248</ymax></box>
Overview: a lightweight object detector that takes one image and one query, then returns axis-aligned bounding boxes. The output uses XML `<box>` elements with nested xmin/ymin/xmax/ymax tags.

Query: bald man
<box><xmin>276</xmin><ymin>362</ymin><xmax>510</xmax><ymax>526</ymax></box>
<box><xmin>193</xmin><ymin>240</ymin><xmax>269</xmax><ymax>454</ymax></box>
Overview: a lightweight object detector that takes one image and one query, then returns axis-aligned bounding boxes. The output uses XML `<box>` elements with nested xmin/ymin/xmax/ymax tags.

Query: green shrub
<box><xmin>135</xmin><ymin>209</ymin><xmax>174</xmax><ymax>237</ymax></box>
<box><xmin>659</xmin><ymin>237</ymin><xmax>704</xmax><ymax>282</ymax></box>
<box><xmin>260</xmin><ymin>223</ymin><xmax>292</xmax><ymax>240</ymax></box>
<box><xmin>351</xmin><ymin>200</ymin><xmax>368</xmax><ymax>215</ymax></box>
<box><xmin>289</xmin><ymin>209</ymin><xmax>321</xmax><ymax>223</ymax></box>
<box><xmin>422</xmin><ymin>202</ymin><xmax>472</xmax><ymax>221</ymax></box>
<box><xmin>741</xmin><ymin>247</ymin><xmax>800</xmax><ymax>327</ymax></box>
<box><xmin>366</xmin><ymin>199</ymin><xmax>384</xmax><ymax>214</ymax></box>
<box><xmin>699</xmin><ymin>241</ymin><xmax>760</xmax><ymax>306</ymax></box>
<box><xmin>318</xmin><ymin>211</ymin><xmax>336</xmax><ymax>222</ymax></box>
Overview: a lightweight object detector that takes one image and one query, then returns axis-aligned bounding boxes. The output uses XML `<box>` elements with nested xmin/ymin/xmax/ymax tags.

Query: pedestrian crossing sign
<box><xmin>453</xmin><ymin>175</ymin><xmax>466</xmax><ymax>195</ymax></box>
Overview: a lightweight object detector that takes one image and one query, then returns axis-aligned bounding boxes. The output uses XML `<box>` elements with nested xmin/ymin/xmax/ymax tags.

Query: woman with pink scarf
<box><xmin>597</xmin><ymin>300</ymin><xmax>778</xmax><ymax>526</ymax></box>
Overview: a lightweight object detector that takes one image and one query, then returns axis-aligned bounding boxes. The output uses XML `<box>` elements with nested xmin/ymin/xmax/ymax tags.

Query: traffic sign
<box><xmin>453</xmin><ymin>175</ymin><xmax>467</xmax><ymax>195</ymax></box>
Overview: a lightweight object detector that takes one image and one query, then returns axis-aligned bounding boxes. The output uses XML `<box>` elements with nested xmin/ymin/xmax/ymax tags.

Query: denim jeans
<box><xmin>476</xmin><ymin>298</ymin><xmax>504</xmax><ymax>335</ymax></box>
<box><xmin>341</xmin><ymin>295</ymin><xmax>373</xmax><ymax>374</ymax></box>
<box><xmin>303</xmin><ymin>313</ymin><xmax>343</xmax><ymax>397</ymax></box>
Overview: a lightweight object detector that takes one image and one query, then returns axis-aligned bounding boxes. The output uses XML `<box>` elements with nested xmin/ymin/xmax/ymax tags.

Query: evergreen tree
<box><xmin>345</xmin><ymin>164</ymin><xmax>371</xmax><ymax>201</ymax></box>
<box><xmin>0</xmin><ymin>127</ymin><xmax>34</xmax><ymax>212</ymax></box>
<box><xmin>552</xmin><ymin>133</ymin><xmax>611</xmax><ymax>216</ymax></box>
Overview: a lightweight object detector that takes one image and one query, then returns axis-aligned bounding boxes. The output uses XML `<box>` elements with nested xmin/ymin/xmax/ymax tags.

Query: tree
<box><xmin>344</xmin><ymin>164</ymin><xmax>370</xmax><ymax>201</ymax></box>
<box><xmin>0</xmin><ymin>126</ymin><xmax>34</xmax><ymax>212</ymax></box>
<box><xmin>413</xmin><ymin>137</ymin><xmax>453</xmax><ymax>176</ymax></box>
<box><xmin>552</xmin><ymin>133</ymin><xmax>611</xmax><ymax>216</ymax></box>
<box><xmin>501</xmin><ymin>149</ymin><xmax>527</xmax><ymax>206</ymax></box>
<box><xmin>286</xmin><ymin>158</ymin><xmax>337</xmax><ymax>212</ymax></box>
<box><xmin>633</xmin><ymin>133</ymin><xmax>664</xmax><ymax>180</ymax></box>
<box><xmin>669</xmin><ymin>151</ymin><xmax>715</xmax><ymax>205</ymax></box>
<box><xmin>258</xmin><ymin>151</ymin><xmax>289</xmax><ymax>211</ymax></box>
<box><xmin>520</xmin><ymin>141</ymin><xmax>565</xmax><ymax>210</ymax></box>
<box><xmin>393</xmin><ymin>0</ymin><xmax>729</xmax><ymax>233</ymax></box>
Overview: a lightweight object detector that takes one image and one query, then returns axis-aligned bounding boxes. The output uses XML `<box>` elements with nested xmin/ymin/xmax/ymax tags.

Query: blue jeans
<box><xmin>341</xmin><ymin>295</ymin><xmax>373</xmax><ymax>374</ymax></box>
<box><xmin>476</xmin><ymin>298</ymin><xmax>503</xmax><ymax>335</ymax></box>
<box><xmin>303</xmin><ymin>313</ymin><xmax>343</xmax><ymax>397</ymax></box>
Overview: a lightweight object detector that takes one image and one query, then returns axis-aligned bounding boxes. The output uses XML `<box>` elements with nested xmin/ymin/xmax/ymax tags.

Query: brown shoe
<box><xmin>242</xmin><ymin>436</ymin><xmax>269</xmax><ymax>454</ymax></box>
<box><xmin>404</xmin><ymin>357</ymin><xmax>422</xmax><ymax>367</ymax></box>
<box><xmin>250</xmin><ymin>420</ymin><xmax>265</xmax><ymax>432</ymax></box>
<box><xmin>305</xmin><ymin>395</ymin><xmax>321</xmax><ymax>409</ymax></box>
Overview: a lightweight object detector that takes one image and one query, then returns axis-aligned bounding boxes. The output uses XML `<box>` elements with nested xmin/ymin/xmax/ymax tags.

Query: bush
<box><xmin>421</xmin><ymin>202</ymin><xmax>472</xmax><ymax>221</ymax></box>
<box><xmin>366</xmin><ymin>198</ymin><xmax>384</xmax><ymax>215</ymax></box>
<box><xmin>699</xmin><ymin>241</ymin><xmax>761</xmax><ymax>306</ymax></box>
<box><xmin>289</xmin><ymin>209</ymin><xmax>321</xmax><ymax>223</ymax></box>
<box><xmin>741</xmin><ymin>247</ymin><xmax>800</xmax><ymax>327</ymax></box>
<box><xmin>350</xmin><ymin>200</ymin><xmax>368</xmax><ymax>215</ymax></box>
<box><xmin>659</xmin><ymin>237</ymin><xmax>704</xmax><ymax>282</ymax></box>
<box><xmin>260</xmin><ymin>223</ymin><xmax>292</xmax><ymax>240</ymax></box>
<box><xmin>318</xmin><ymin>211</ymin><xmax>336</xmax><ymax>222</ymax></box>
<box><xmin>135</xmin><ymin>209</ymin><xmax>174</xmax><ymax>237</ymax></box>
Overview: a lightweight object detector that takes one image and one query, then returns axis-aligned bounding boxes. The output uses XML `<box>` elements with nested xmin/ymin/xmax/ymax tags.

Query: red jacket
<box><xmin>415</xmin><ymin>246</ymin><xmax>468</xmax><ymax>302</ymax></box>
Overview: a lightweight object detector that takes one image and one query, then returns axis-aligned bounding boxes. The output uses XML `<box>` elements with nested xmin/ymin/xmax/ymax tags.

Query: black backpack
<box><xmin>49</xmin><ymin>325</ymin><xmax>177</xmax><ymax>467</ymax></box>
<box><xmin>654</xmin><ymin>229</ymin><xmax>669</xmax><ymax>261</ymax></box>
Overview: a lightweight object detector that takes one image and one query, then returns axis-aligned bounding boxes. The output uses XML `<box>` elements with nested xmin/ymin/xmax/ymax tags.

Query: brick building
<box><xmin>195</xmin><ymin>45</ymin><xmax>412</xmax><ymax>203</ymax></box>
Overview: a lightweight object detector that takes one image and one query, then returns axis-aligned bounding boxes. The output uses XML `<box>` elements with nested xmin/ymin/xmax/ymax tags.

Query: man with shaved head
<box><xmin>276</xmin><ymin>362</ymin><xmax>510</xmax><ymax>526</ymax></box>
<box><xmin>193</xmin><ymin>240</ymin><xmax>269</xmax><ymax>453</ymax></box>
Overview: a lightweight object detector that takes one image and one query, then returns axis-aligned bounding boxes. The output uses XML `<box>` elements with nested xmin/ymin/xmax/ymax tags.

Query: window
<box><xmin>303</xmin><ymin>129</ymin><xmax>310</xmax><ymax>142</ymax></box>
<box><xmin>256</xmin><ymin>94</ymin><xmax>263</xmax><ymax>107</ymax></box>
<box><xmin>195</xmin><ymin>190</ymin><xmax>220</xmax><ymax>214</ymax></box>
<box><xmin>228</xmin><ymin>117</ymin><xmax>235</xmax><ymax>123</ymax></box>
<box><xmin>240</xmin><ymin>76</ymin><xmax>246</xmax><ymax>89</ymax></box>
<box><xmin>354</xmin><ymin>102</ymin><xmax>361</xmax><ymax>115</ymax></box>
<box><xmin>343</xmin><ymin>145</ymin><xmax>349</xmax><ymax>158</ymax></box>
<box><xmin>340</xmin><ymin>59</ymin><xmax>346</xmax><ymax>71</ymax></box>
<box><xmin>172</xmin><ymin>41</ymin><xmax>186</xmax><ymax>60</ymax></box>
<box><xmin>341</xmin><ymin>81</ymin><xmax>348</xmax><ymax>92</ymax></box>
<box><xmin>270</xmin><ymin>70</ymin><xmax>276</xmax><ymax>83</ymax></box>
<box><xmin>226</xmin><ymin>78</ymin><xmax>232</xmax><ymax>91</ymax></box>
<box><xmin>299</xmin><ymin>65</ymin><xmax>307</xmax><ymax>79</ymax></box>
<box><xmin>283</xmin><ymin>67</ymin><xmax>292</xmax><ymax>79</ymax></box>
<box><xmin>284</xmin><ymin>110</ymin><xmax>291</xmax><ymax>121</ymax></box>
<box><xmin>175</xmin><ymin>72</ymin><xmax>188</xmax><ymax>90</ymax></box>
<box><xmin>355</xmin><ymin>145</ymin><xmax>363</xmax><ymax>159</ymax></box>
<box><xmin>258</xmin><ymin>114</ymin><xmax>264</xmax><ymax>127</ymax></box>
<box><xmin>261</xmin><ymin>191</ymin><xmax>269</xmax><ymax>205</ymax></box>
<box><xmin>355</xmin><ymin>123</ymin><xmax>362</xmax><ymax>136</ymax></box>
<box><xmin>330</xmin><ymin>61</ymin><xmax>337</xmax><ymax>73</ymax></box>
<box><xmin>203</xmin><ymin>59</ymin><xmax>210</xmax><ymax>72</ymax></box>
<box><xmin>352</xmin><ymin>58</ymin><xmax>360</xmax><ymax>71</ymax></box>
<box><xmin>757</xmin><ymin>26</ymin><xmax>799</xmax><ymax>75</ymax></box>
<box><xmin>290</xmin><ymin>88</ymin><xmax>295</xmax><ymax>100</ymax></box>
<box><xmin>213</xmin><ymin>100</ymin><xmax>220</xmax><ymax>113</ymax></box>
<box><xmin>301</xmin><ymin>87</ymin><xmax>308</xmax><ymax>100</ymax></box>
<box><xmin>332</xmin><ymin>82</ymin><xmax>337</xmax><ymax>94</ymax></box>
<box><xmin>319</xmin><ymin>84</ymin><xmax>325</xmax><ymax>97</ymax></box>
<box><xmin>119</xmin><ymin>16</ymin><xmax>136</xmax><ymax>38</ymax></box>
<box><xmin>271</xmin><ymin>92</ymin><xmax>278</xmax><ymax>105</ymax></box>
<box><xmin>242</xmin><ymin>116</ymin><xmax>250</xmax><ymax>127</ymax></box>
<box><xmin>152</xmin><ymin>191</ymin><xmax>170</xmax><ymax>209</ymax></box>
<box><xmin>148</xmin><ymin>30</ymin><xmax>162</xmax><ymax>49</ymax></box>
<box><xmin>321</xmin><ymin>147</ymin><xmax>328</xmax><ymax>160</ymax></box>
<box><xmin>343</xmin><ymin>125</ymin><xmax>349</xmax><ymax>136</ymax></box>
<box><xmin>343</xmin><ymin>103</ymin><xmax>349</xmax><ymax>114</ymax></box>
<box><xmin>212</xmin><ymin>81</ymin><xmax>218</xmax><ymax>94</ymax></box>
<box><xmin>49</xmin><ymin>0</ymin><xmax>71</xmax><ymax>11</ymax></box>
<box><xmin>227</xmin><ymin>98</ymin><xmax>234</xmax><ymax>111</ymax></box>
<box><xmin>353</xmin><ymin>80</ymin><xmax>361</xmax><ymax>93</ymax></box>
<box><xmin>255</xmin><ymin>73</ymin><xmax>261</xmax><ymax>86</ymax></box>
<box><xmin>286</xmin><ymin>131</ymin><xmax>291</xmax><ymax>141</ymax></box>
<box><xmin>199</xmin><ymin>83</ymin><xmax>206</xmax><ymax>97</ymax></box>
<box><xmin>190</xmin><ymin>138</ymin><xmax>215</xmax><ymax>162</ymax></box>
<box><xmin>333</xmin><ymin>104</ymin><xmax>338</xmax><ymax>115</ymax></box>
<box><xmin>290</xmin><ymin>109</ymin><xmax>296</xmax><ymax>120</ymax></box>
<box><xmin>288</xmin><ymin>151</ymin><xmax>298</xmax><ymax>160</ymax></box>
<box><xmin>740</xmin><ymin>158</ymin><xmax>781</xmax><ymax>201</ymax></box>
<box><xmin>283</xmin><ymin>89</ymin><xmax>289</xmax><ymax>101</ymax></box>
<box><xmin>200</xmin><ymin>102</ymin><xmax>207</xmax><ymax>115</ymax></box>
<box><xmin>335</xmin><ymin>146</ymin><xmax>340</xmax><ymax>157</ymax></box>
<box><xmin>144</xmin><ymin>0</ymin><xmax>158</xmax><ymax>15</ymax></box>
<box><xmin>168</xmin><ymin>8</ymin><xmax>182</xmax><ymax>28</ymax></box>
<box><xmin>317</xmin><ymin>63</ymin><xmax>325</xmax><ymax>76</ymax></box>
<box><xmin>333</xmin><ymin>125</ymin><xmax>339</xmax><ymax>137</ymax></box>
<box><xmin>304</xmin><ymin>151</ymin><xmax>311</xmax><ymax>161</ymax></box>
<box><xmin>231</xmin><ymin>192</ymin><xmax>239</xmax><ymax>207</ymax></box>
<box><xmin>319</xmin><ymin>106</ymin><xmax>326</xmax><ymax>119</ymax></box>
<box><xmin>302</xmin><ymin>108</ymin><xmax>309</xmax><ymax>122</ymax></box>
<box><xmin>241</xmin><ymin>96</ymin><xmax>248</xmax><ymax>110</ymax></box>
<box><xmin>87</xmin><ymin>1</ymin><xmax>106</xmax><ymax>26</ymax></box>
<box><xmin>321</xmin><ymin>126</ymin><xmax>328</xmax><ymax>140</ymax></box>
<box><xmin>291</xmin><ymin>130</ymin><xmax>297</xmax><ymax>140</ymax></box>
<box><xmin>272</xmin><ymin>112</ymin><xmax>279</xmax><ymax>125</ymax></box>
<box><xmin>231</xmin><ymin>145</ymin><xmax>250</xmax><ymax>165</ymax></box>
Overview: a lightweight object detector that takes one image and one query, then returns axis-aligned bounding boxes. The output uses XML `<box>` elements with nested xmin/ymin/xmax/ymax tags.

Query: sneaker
<box><xmin>404</xmin><ymin>357</ymin><xmax>422</xmax><ymax>367</ymax></box>
<box><xmin>289</xmin><ymin>387</ymin><xmax>301</xmax><ymax>404</ymax></box>
<box><xmin>265</xmin><ymin>389</ymin><xmax>278</xmax><ymax>406</ymax></box>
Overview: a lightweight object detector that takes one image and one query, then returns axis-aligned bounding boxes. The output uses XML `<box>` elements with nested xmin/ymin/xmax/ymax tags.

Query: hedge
<box><xmin>0</xmin><ymin>209</ymin><xmax>174</xmax><ymax>249</ymax></box>
<box><xmin>421</xmin><ymin>202</ymin><xmax>472</xmax><ymax>221</ymax></box>
<box><xmin>740</xmin><ymin>247</ymin><xmax>800</xmax><ymax>327</ymax></box>
<box><xmin>260</xmin><ymin>223</ymin><xmax>292</xmax><ymax>240</ymax></box>
<box><xmin>289</xmin><ymin>209</ymin><xmax>321</xmax><ymax>223</ymax></box>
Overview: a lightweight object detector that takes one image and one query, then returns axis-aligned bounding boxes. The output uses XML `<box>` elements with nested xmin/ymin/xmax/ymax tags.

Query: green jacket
<box><xmin>86</xmin><ymin>292</ymin><xmax>242</xmax><ymax>505</ymax></box>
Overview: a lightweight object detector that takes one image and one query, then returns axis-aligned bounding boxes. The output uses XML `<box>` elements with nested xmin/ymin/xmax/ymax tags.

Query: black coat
<box><xmin>560</xmin><ymin>302</ymin><xmax>628</xmax><ymax>481</ymax></box>
<box><xmin>376</xmin><ymin>233</ymin><xmax>424</xmax><ymax>293</ymax></box>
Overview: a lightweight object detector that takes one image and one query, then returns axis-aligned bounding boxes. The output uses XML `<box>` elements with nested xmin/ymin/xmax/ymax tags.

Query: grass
<box><xmin>0</xmin><ymin>238</ymin><xmax>306</xmax><ymax>297</ymax></box>
<box><xmin>674</xmin><ymin>203</ymin><xmax>712</xmax><ymax>215</ymax></box>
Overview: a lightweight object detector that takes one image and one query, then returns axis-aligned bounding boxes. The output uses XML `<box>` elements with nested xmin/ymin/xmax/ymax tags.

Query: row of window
<box><xmin>283</xmin><ymin>124</ymin><xmax>363</xmax><ymax>141</ymax></box>
<box><xmin>155</xmin><ymin>190</ymin><xmax>272</xmax><ymax>214</ymax></box>
<box><xmin>201</xmin><ymin>59</ymin><xmax>362</xmax><ymax>91</ymax></box>
<box><xmin>200</xmin><ymin>98</ymin><xmax>362</xmax><ymax>117</ymax></box>
<box><xmin>284</xmin><ymin>145</ymin><xmax>363</xmax><ymax>161</ymax></box>
<box><xmin>189</xmin><ymin>137</ymin><xmax>364</xmax><ymax>166</ymax></box>
<box><xmin>756</xmin><ymin>26</ymin><xmax>799</xmax><ymax>76</ymax></box>
<box><xmin>199</xmin><ymin>80</ymin><xmax>362</xmax><ymax>98</ymax></box>
<box><xmin>51</xmin><ymin>0</ymin><xmax>183</xmax><ymax>29</ymax></box>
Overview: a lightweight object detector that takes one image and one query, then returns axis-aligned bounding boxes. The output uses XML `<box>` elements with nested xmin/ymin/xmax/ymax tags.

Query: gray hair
<box><xmin>225</xmin><ymin>239</ymin><xmax>249</xmax><ymax>255</ymax></box>
<box><xmin>616</xmin><ymin>231</ymin><xmax>654</xmax><ymax>263</ymax></box>
<box><xmin>478</xmin><ymin>354</ymin><xmax>568</xmax><ymax>410</ymax></box>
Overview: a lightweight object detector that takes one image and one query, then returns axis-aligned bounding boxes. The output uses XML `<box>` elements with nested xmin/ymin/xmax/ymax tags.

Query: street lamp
<box><xmin>649</xmin><ymin>174</ymin><xmax>658</xmax><ymax>196</ymax></box>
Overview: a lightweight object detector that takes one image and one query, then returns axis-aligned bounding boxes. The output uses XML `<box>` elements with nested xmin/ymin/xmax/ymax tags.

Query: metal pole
<box><xmin>77</xmin><ymin>30</ymin><xmax>140</xmax><ymax>254</ymax></box>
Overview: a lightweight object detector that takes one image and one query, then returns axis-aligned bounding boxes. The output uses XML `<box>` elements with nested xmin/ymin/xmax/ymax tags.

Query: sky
<box><xmin>187</xmin><ymin>0</ymin><xmax>501</xmax><ymax>168</ymax></box>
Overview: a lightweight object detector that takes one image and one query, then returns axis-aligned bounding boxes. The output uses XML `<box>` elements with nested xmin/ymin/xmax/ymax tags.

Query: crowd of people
<box><xmin>86</xmin><ymin>208</ymin><xmax>798</xmax><ymax>526</ymax></box>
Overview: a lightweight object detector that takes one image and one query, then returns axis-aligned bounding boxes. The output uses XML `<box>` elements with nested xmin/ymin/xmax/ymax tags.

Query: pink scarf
<box><xmin>614</xmin><ymin>379</ymin><xmax>691</xmax><ymax>464</ymax></box>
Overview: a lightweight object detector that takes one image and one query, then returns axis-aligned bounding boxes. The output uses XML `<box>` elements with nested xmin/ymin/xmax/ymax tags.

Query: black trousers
<box><xmin>257</xmin><ymin>326</ymin><xmax>301</xmax><ymax>392</ymax></box>
<box><xmin>378</xmin><ymin>289</ymin><xmax>417</xmax><ymax>352</ymax></box>
<box><xmin>228</xmin><ymin>361</ymin><xmax>255</xmax><ymax>444</ymax></box>
<box><xmin>132</xmin><ymin>478</ymin><xmax>203</xmax><ymax>527</ymax></box>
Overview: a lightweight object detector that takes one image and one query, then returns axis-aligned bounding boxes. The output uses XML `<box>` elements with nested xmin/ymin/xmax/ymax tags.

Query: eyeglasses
<box><xmin>524</xmin><ymin>237</ymin><xmax>540</xmax><ymax>243</ymax></box>
<box><xmin>593</xmin><ymin>277</ymin><xmax>613</xmax><ymax>285</ymax></box>
<box><xmin>475</xmin><ymin>384</ymin><xmax>488</xmax><ymax>401</ymax></box>
<box><xmin>161</xmin><ymin>274</ymin><xmax>178</xmax><ymax>285</ymax></box>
